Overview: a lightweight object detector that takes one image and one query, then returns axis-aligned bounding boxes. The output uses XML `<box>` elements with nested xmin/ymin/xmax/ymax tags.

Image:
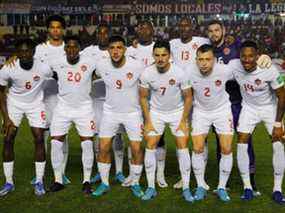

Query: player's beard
<box><xmin>20</xmin><ymin>59</ymin><xmax>34</xmax><ymax>70</ymax></box>
<box><xmin>211</xmin><ymin>33</ymin><xmax>224</xmax><ymax>47</ymax></box>
<box><xmin>111</xmin><ymin>56</ymin><xmax>125</xmax><ymax>68</ymax></box>
<box><xmin>67</xmin><ymin>55</ymin><xmax>80</xmax><ymax>65</ymax></box>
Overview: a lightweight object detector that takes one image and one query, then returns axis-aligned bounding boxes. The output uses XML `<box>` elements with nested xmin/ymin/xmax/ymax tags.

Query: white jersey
<box><xmin>170</xmin><ymin>37</ymin><xmax>210</xmax><ymax>69</ymax></box>
<box><xmin>140</xmin><ymin>63</ymin><xmax>191</xmax><ymax>113</ymax></box>
<box><xmin>126</xmin><ymin>42</ymin><xmax>155</xmax><ymax>67</ymax></box>
<box><xmin>35</xmin><ymin>41</ymin><xmax>65</xmax><ymax>97</ymax></box>
<box><xmin>51</xmin><ymin>55</ymin><xmax>96</xmax><ymax>108</ymax></box>
<box><xmin>96</xmin><ymin>56</ymin><xmax>144</xmax><ymax>113</ymax></box>
<box><xmin>0</xmin><ymin>59</ymin><xmax>52</xmax><ymax>104</ymax></box>
<box><xmin>187</xmin><ymin>62</ymin><xmax>232</xmax><ymax>112</ymax></box>
<box><xmin>230</xmin><ymin>59</ymin><xmax>284</xmax><ymax>108</ymax></box>
<box><xmin>81</xmin><ymin>45</ymin><xmax>109</xmax><ymax>100</ymax></box>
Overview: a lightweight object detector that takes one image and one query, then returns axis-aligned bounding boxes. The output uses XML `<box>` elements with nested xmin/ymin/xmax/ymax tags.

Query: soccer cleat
<box><xmin>173</xmin><ymin>179</ymin><xmax>183</xmax><ymax>189</ymax></box>
<box><xmin>92</xmin><ymin>183</ymin><xmax>110</xmax><ymax>197</ymax></box>
<box><xmin>141</xmin><ymin>187</ymin><xmax>157</xmax><ymax>201</ymax></box>
<box><xmin>194</xmin><ymin>187</ymin><xmax>207</xmax><ymax>201</ymax></box>
<box><xmin>34</xmin><ymin>182</ymin><xmax>46</xmax><ymax>196</ymax></box>
<box><xmin>82</xmin><ymin>182</ymin><xmax>93</xmax><ymax>195</ymax></box>
<box><xmin>217</xmin><ymin>188</ymin><xmax>230</xmax><ymax>202</ymax></box>
<box><xmin>241</xmin><ymin>188</ymin><xmax>254</xmax><ymax>201</ymax></box>
<box><xmin>0</xmin><ymin>183</ymin><xmax>15</xmax><ymax>197</ymax></box>
<box><xmin>182</xmin><ymin>188</ymin><xmax>194</xmax><ymax>203</ymax></box>
<box><xmin>30</xmin><ymin>177</ymin><xmax>36</xmax><ymax>185</ymax></box>
<box><xmin>157</xmin><ymin>174</ymin><xmax>168</xmax><ymax>188</ymax></box>
<box><xmin>90</xmin><ymin>173</ymin><xmax>101</xmax><ymax>184</ymax></box>
<box><xmin>49</xmin><ymin>182</ymin><xmax>64</xmax><ymax>192</ymax></box>
<box><xmin>121</xmin><ymin>175</ymin><xmax>132</xmax><ymax>187</ymax></box>
<box><xmin>272</xmin><ymin>191</ymin><xmax>285</xmax><ymax>204</ymax></box>
<box><xmin>63</xmin><ymin>175</ymin><xmax>71</xmax><ymax>185</ymax></box>
<box><xmin>130</xmin><ymin>184</ymin><xmax>144</xmax><ymax>198</ymax></box>
<box><xmin>115</xmin><ymin>172</ymin><xmax>125</xmax><ymax>184</ymax></box>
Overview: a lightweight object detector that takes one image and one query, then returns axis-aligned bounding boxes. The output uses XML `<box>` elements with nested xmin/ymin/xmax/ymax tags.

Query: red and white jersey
<box><xmin>0</xmin><ymin>59</ymin><xmax>52</xmax><ymax>105</ymax></box>
<box><xmin>187</xmin><ymin>62</ymin><xmax>232</xmax><ymax>112</ymax></box>
<box><xmin>51</xmin><ymin>56</ymin><xmax>96</xmax><ymax>108</ymax></box>
<box><xmin>170</xmin><ymin>37</ymin><xmax>210</xmax><ymax>69</ymax></box>
<box><xmin>126</xmin><ymin>42</ymin><xmax>155</xmax><ymax>67</ymax></box>
<box><xmin>140</xmin><ymin>63</ymin><xmax>191</xmax><ymax>113</ymax></box>
<box><xmin>35</xmin><ymin>41</ymin><xmax>65</xmax><ymax>97</ymax></box>
<box><xmin>229</xmin><ymin>59</ymin><xmax>284</xmax><ymax>108</ymax></box>
<box><xmin>96</xmin><ymin>56</ymin><xmax>144</xmax><ymax>113</ymax></box>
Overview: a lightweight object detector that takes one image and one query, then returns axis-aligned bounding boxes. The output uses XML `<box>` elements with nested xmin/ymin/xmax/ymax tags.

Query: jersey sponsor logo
<box><xmin>169</xmin><ymin>78</ymin><xmax>176</xmax><ymax>85</ymax></box>
<box><xmin>192</xmin><ymin>43</ymin><xmax>198</xmax><ymax>50</ymax></box>
<box><xmin>126</xmin><ymin>72</ymin><xmax>133</xmax><ymax>80</ymax></box>
<box><xmin>223</xmin><ymin>47</ymin><xmax>231</xmax><ymax>55</ymax></box>
<box><xmin>81</xmin><ymin>65</ymin><xmax>87</xmax><ymax>72</ymax></box>
<box><xmin>33</xmin><ymin>75</ymin><xmax>41</xmax><ymax>81</ymax></box>
<box><xmin>215</xmin><ymin>79</ymin><xmax>222</xmax><ymax>87</ymax></box>
<box><xmin>255</xmin><ymin>78</ymin><xmax>262</xmax><ymax>86</ymax></box>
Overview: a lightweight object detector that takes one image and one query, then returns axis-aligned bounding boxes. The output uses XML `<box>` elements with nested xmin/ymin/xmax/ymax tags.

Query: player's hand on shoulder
<box><xmin>143</xmin><ymin>120</ymin><xmax>157</xmax><ymax>137</ymax></box>
<box><xmin>272</xmin><ymin>125</ymin><xmax>284</xmax><ymax>142</ymax></box>
<box><xmin>4</xmin><ymin>55</ymin><xmax>17</xmax><ymax>68</ymax></box>
<box><xmin>257</xmin><ymin>54</ymin><xmax>272</xmax><ymax>69</ymax></box>
<box><xmin>176</xmin><ymin>119</ymin><xmax>190</xmax><ymax>136</ymax></box>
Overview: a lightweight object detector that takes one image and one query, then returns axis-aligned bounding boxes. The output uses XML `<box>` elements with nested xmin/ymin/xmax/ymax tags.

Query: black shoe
<box><xmin>82</xmin><ymin>182</ymin><xmax>93</xmax><ymax>195</ymax></box>
<box><xmin>49</xmin><ymin>182</ymin><xmax>64</xmax><ymax>192</ymax></box>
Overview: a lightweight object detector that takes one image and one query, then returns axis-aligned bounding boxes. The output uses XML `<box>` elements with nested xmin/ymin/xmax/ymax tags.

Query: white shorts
<box><xmin>99</xmin><ymin>111</ymin><xmax>143</xmax><ymax>141</ymax></box>
<box><xmin>148</xmin><ymin>109</ymin><xmax>186</xmax><ymax>137</ymax></box>
<box><xmin>237</xmin><ymin>104</ymin><xmax>276</xmax><ymax>135</ymax></box>
<box><xmin>50</xmin><ymin>102</ymin><xmax>96</xmax><ymax>137</ymax></box>
<box><xmin>7</xmin><ymin>99</ymin><xmax>46</xmax><ymax>128</ymax></box>
<box><xmin>191</xmin><ymin>105</ymin><xmax>234</xmax><ymax>136</ymax></box>
<box><xmin>43</xmin><ymin>94</ymin><xmax>58</xmax><ymax>128</ymax></box>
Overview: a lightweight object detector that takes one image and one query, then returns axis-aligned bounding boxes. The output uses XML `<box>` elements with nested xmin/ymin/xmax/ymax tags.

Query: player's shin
<box><xmin>61</xmin><ymin>135</ymin><xmax>69</xmax><ymax>175</ymax></box>
<box><xmin>144</xmin><ymin>148</ymin><xmax>157</xmax><ymax>189</ymax></box>
<box><xmin>177</xmin><ymin>148</ymin><xmax>191</xmax><ymax>190</ymax></box>
<box><xmin>81</xmin><ymin>140</ymin><xmax>94</xmax><ymax>183</ymax></box>
<box><xmin>192</xmin><ymin>151</ymin><xmax>206</xmax><ymax>188</ymax></box>
<box><xmin>218</xmin><ymin>153</ymin><xmax>233</xmax><ymax>189</ymax></box>
<box><xmin>272</xmin><ymin>141</ymin><xmax>285</xmax><ymax>192</ymax></box>
<box><xmin>112</xmin><ymin>134</ymin><xmax>124</xmax><ymax>174</ymax></box>
<box><xmin>237</xmin><ymin>143</ymin><xmax>252</xmax><ymax>189</ymax></box>
<box><xmin>51</xmin><ymin>139</ymin><xmax>64</xmax><ymax>184</ymax></box>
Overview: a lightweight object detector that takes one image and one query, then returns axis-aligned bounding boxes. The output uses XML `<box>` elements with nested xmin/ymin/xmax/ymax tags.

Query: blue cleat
<box><xmin>217</xmin><ymin>188</ymin><xmax>230</xmax><ymax>202</ymax></box>
<box><xmin>194</xmin><ymin>187</ymin><xmax>207</xmax><ymax>201</ymax></box>
<box><xmin>141</xmin><ymin>187</ymin><xmax>157</xmax><ymax>200</ymax></box>
<box><xmin>272</xmin><ymin>191</ymin><xmax>285</xmax><ymax>204</ymax></box>
<box><xmin>34</xmin><ymin>182</ymin><xmax>46</xmax><ymax>196</ymax></box>
<box><xmin>182</xmin><ymin>188</ymin><xmax>194</xmax><ymax>203</ymax></box>
<box><xmin>63</xmin><ymin>175</ymin><xmax>71</xmax><ymax>185</ymax></box>
<box><xmin>92</xmin><ymin>183</ymin><xmax>110</xmax><ymax>197</ymax></box>
<box><xmin>241</xmin><ymin>188</ymin><xmax>254</xmax><ymax>201</ymax></box>
<box><xmin>90</xmin><ymin>173</ymin><xmax>101</xmax><ymax>184</ymax></box>
<box><xmin>115</xmin><ymin>172</ymin><xmax>125</xmax><ymax>184</ymax></box>
<box><xmin>131</xmin><ymin>184</ymin><xmax>144</xmax><ymax>198</ymax></box>
<box><xmin>0</xmin><ymin>183</ymin><xmax>15</xmax><ymax>197</ymax></box>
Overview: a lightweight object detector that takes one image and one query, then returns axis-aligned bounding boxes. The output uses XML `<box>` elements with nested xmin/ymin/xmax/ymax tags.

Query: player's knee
<box><xmin>237</xmin><ymin>133</ymin><xmax>249</xmax><ymax>144</ymax></box>
<box><xmin>221</xmin><ymin>147</ymin><xmax>232</xmax><ymax>155</ymax></box>
<box><xmin>193</xmin><ymin>146</ymin><xmax>204</xmax><ymax>154</ymax></box>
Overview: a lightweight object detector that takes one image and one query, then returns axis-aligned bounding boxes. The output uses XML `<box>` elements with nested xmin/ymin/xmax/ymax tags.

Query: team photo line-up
<box><xmin>0</xmin><ymin>14</ymin><xmax>284</xmax><ymax>205</ymax></box>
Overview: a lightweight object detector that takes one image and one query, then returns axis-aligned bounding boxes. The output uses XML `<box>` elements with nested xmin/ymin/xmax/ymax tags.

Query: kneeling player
<box><xmin>0</xmin><ymin>39</ymin><xmax>52</xmax><ymax>196</ymax></box>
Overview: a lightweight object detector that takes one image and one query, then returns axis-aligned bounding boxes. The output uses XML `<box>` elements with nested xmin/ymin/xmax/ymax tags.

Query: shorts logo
<box><xmin>127</xmin><ymin>72</ymin><xmax>133</xmax><ymax>80</ymax></box>
<box><xmin>223</xmin><ymin>47</ymin><xmax>231</xmax><ymax>55</ymax></box>
<box><xmin>255</xmin><ymin>79</ymin><xmax>262</xmax><ymax>86</ymax></box>
<box><xmin>215</xmin><ymin>80</ymin><xmax>222</xmax><ymax>87</ymax></box>
<box><xmin>169</xmin><ymin>78</ymin><xmax>176</xmax><ymax>85</ymax></box>
<box><xmin>81</xmin><ymin>65</ymin><xmax>87</xmax><ymax>72</ymax></box>
<box><xmin>33</xmin><ymin>75</ymin><xmax>40</xmax><ymax>81</ymax></box>
<box><xmin>192</xmin><ymin>43</ymin><xmax>198</xmax><ymax>50</ymax></box>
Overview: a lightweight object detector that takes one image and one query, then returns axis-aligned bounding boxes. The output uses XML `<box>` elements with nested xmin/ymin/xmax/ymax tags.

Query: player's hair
<box><xmin>64</xmin><ymin>35</ymin><xmax>81</xmax><ymax>45</ymax></box>
<box><xmin>108</xmin><ymin>35</ymin><xmax>126</xmax><ymax>46</ymax></box>
<box><xmin>138</xmin><ymin>20</ymin><xmax>154</xmax><ymax>30</ymax></box>
<box><xmin>240</xmin><ymin>40</ymin><xmax>258</xmax><ymax>51</ymax></box>
<box><xmin>196</xmin><ymin>44</ymin><xmax>215</xmax><ymax>55</ymax></box>
<box><xmin>153</xmin><ymin>40</ymin><xmax>171</xmax><ymax>53</ymax></box>
<box><xmin>97</xmin><ymin>22</ymin><xmax>111</xmax><ymax>33</ymax></box>
<box><xmin>15</xmin><ymin>38</ymin><xmax>37</xmax><ymax>49</ymax></box>
<box><xmin>207</xmin><ymin>19</ymin><xmax>224</xmax><ymax>28</ymax></box>
<box><xmin>179</xmin><ymin>16</ymin><xmax>193</xmax><ymax>25</ymax></box>
<box><xmin>46</xmin><ymin>15</ymin><xmax>66</xmax><ymax>29</ymax></box>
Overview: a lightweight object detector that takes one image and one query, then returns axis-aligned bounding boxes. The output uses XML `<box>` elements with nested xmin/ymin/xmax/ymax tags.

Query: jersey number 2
<box><xmin>67</xmin><ymin>72</ymin><xmax>82</xmax><ymax>82</ymax></box>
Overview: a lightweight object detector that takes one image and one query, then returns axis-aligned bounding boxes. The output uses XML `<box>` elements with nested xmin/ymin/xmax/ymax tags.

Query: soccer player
<box><xmin>232</xmin><ymin>41</ymin><xmax>285</xmax><ymax>204</ymax></box>
<box><xmin>49</xmin><ymin>36</ymin><xmax>96</xmax><ymax>195</ymax></box>
<box><xmin>0</xmin><ymin>39</ymin><xmax>52</xmax><ymax>196</ymax></box>
<box><xmin>92</xmin><ymin>35</ymin><xmax>144</xmax><ymax>198</ymax></box>
<box><xmin>82</xmin><ymin>23</ymin><xmax>126</xmax><ymax>184</ymax></box>
<box><xmin>187</xmin><ymin>44</ymin><xmax>234</xmax><ymax>202</ymax></box>
<box><xmin>139</xmin><ymin>40</ymin><xmax>193</xmax><ymax>202</ymax></box>
<box><xmin>125</xmin><ymin>20</ymin><xmax>168</xmax><ymax>188</ymax></box>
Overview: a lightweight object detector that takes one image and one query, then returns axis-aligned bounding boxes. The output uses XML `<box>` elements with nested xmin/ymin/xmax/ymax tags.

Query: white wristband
<box><xmin>273</xmin><ymin>122</ymin><xmax>282</xmax><ymax>128</ymax></box>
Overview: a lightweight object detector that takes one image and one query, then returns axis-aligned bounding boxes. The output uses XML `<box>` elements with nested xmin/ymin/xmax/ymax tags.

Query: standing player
<box><xmin>92</xmin><ymin>36</ymin><xmax>144</xmax><ymax>198</ymax></box>
<box><xmin>125</xmin><ymin>21</ymin><xmax>168</xmax><ymax>188</ymax></box>
<box><xmin>0</xmin><ymin>39</ymin><xmax>52</xmax><ymax>196</ymax></box>
<box><xmin>231</xmin><ymin>41</ymin><xmax>285</xmax><ymax>204</ymax></box>
<box><xmin>82</xmin><ymin>23</ymin><xmax>126</xmax><ymax>184</ymax></box>
<box><xmin>49</xmin><ymin>36</ymin><xmax>96</xmax><ymax>195</ymax></box>
<box><xmin>139</xmin><ymin>40</ymin><xmax>193</xmax><ymax>202</ymax></box>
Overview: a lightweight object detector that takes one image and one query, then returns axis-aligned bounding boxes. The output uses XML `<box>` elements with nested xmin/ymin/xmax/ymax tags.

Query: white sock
<box><xmin>94</xmin><ymin>136</ymin><xmax>100</xmax><ymax>159</ymax></box>
<box><xmin>145</xmin><ymin>148</ymin><xmax>156</xmax><ymax>189</ymax></box>
<box><xmin>3</xmin><ymin>161</ymin><xmax>14</xmax><ymax>184</ymax></box>
<box><xmin>81</xmin><ymin>140</ymin><xmax>94</xmax><ymax>183</ymax></box>
<box><xmin>273</xmin><ymin>141</ymin><xmax>285</xmax><ymax>192</ymax></box>
<box><xmin>156</xmin><ymin>147</ymin><xmax>166</xmax><ymax>179</ymax></box>
<box><xmin>97</xmin><ymin>162</ymin><xmax>111</xmax><ymax>186</ymax></box>
<box><xmin>192</xmin><ymin>152</ymin><xmax>206</xmax><ymax>188</ymax></box>
<box><xmin>61</xmin><ymin>136</ymin><xmax>69</xmax><ymax>176</ymax></box>
<box><xmin>51</xmin><ymin>139</ymin><xmax>64</xmax><ymax>184</ymax></box>
<box><xmin>43</xmin><ymin>130</ymin><xmax>50</xmax><ymax>155</ymax></box>
<box><xmin>127</xmin><ymin>146</ymin><xmax>132</xmax><ymax>177</ymax></box>
<box><xmin>177</xmin><ymin>149</ymin><xmax>191</xmax><ymax>190</ymax></box>
<box><xmin>112</xmin><ymin>134</ymin><xmax>124</xmax><ymax>174</ymax></box>
<box><xmin>237</xmin><ymin>143</ymin><xmax>252</xmax><ymax>189</ymax></box>
<box><xmin>218</xmin><ymin>153</ymin><xmax>233</xmax><ymax>189</ymax></box>
<box><xmin>130</xmin><ymin>164</ymin><xmax>143</xmax><ymax>185</ymax></box>
<box><xmin>35</xmin><ymin>161</ymin><xmax>46</xmax><ymax>183</ymax></box>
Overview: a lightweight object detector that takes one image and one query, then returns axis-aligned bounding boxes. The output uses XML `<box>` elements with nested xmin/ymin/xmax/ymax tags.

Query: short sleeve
<box><xmin>0</xmin><ymin>65</ymin><xmax>11</xmax><ymax>86</ymax></box>
<box><xmin>226</xmin><ymin>59</ymin><xmax>240</xmax><ymax>80</ymax></box>
<box><xmin>139</xmin><ymin>70</ymin><xmax>150</xmax><ymax>89</ymax></box>
<box><xmin>180</xmin><ymin>71</ymin><xmax>192</xmax><ymax>90</ymax></box>
<box><xmin>269</xmin><ymin>67</ymin><xmax>284</xmax><ymax>90</ymax></box>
